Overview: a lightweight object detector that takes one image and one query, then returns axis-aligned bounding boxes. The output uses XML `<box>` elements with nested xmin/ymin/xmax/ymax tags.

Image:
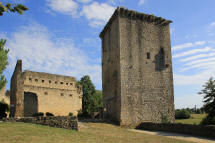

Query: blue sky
<box><xmin>1</xmin><ymin>0</ymin><xmax>215</xmax><ymax>109</ymax></box>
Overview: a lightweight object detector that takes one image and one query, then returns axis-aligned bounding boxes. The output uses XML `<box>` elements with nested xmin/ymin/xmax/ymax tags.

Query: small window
<box><xmin>42</xmin><ymin>80</ymin><xmax>44</xmax><ymax>83</ymax></box>
<box><xmin>61</xmin><ymin>93</ymin><xmax>64</xmax><ymax>96</ymax></box>
<box><xmin>66</xmin><ymin>83</ymin><xmax>68</xmax><ymax>85</ymax></box>
<box><xmin>49</xmin><ymin>80</ymin><xmax>51</xmax><ymax>83</ymax></box>
<box><xmin>69</xmin><ymin>94</ymin><xmax>73</xmax><ymax>97</ymax></box>
<box><xmin>60</xmin><ymin>82</ymin><xmax>63</xmax><ymax>84</ymax></box>
<box><xmin>55</xmin><ymin>81</ymin><xmax>58</xmax><ymax>84</ymax></box>
<box><xmin>147</xmin><ymin>52</ymin><xmax>150</xmax><ymax>59</ymax></box>
<box><xmin>35</xmin><ymin>79</ymin><xmax>38</xmax><ymax>82</ymax></box>
<box><xmin>70</xmin><ymin>83</ymin><xmax>73</xmax><ymax>86</ymax></box>
<box><xmin>29</xmin><ymin>78</ymin><xmax>32</xmax><ymax>81</ymax></box>
<box><xmin>44</xmin><ymin>92</ymin><xmax>48</xmax><ymax>95</ymax></box>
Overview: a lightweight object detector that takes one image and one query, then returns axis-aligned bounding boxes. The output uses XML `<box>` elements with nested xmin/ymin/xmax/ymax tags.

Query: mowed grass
<box><xmin>0</xmin><ymin>122</ymin><xmax>195</xmax><ymax>143</ymax></box>
<box><xmin>176</xmin><ymin>114</ymin><xmax>207</xmax><ymax>125</ymax></box>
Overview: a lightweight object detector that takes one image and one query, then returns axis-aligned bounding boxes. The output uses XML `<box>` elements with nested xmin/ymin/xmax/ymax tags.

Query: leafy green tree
<box><xmin>198</xmin><ymin>77</ymin><xmax>215</xmax><ymax>117</ymax></box>
<box><xmin>0</xmin><ymin>2</ymin><xmax>28</xmax><ymax>16</ymax></box>
<box><xmin>199</xmin><ymin>77</ymin><xmax>215</xmax><ymax>125</ymax></box>
<box><xmin>0</xmin><ymin>2</ymin><xmax>28</xmax><ymax>90</ymax></box>
<box><xmin>0</xmin><ymin>39</ymin><xmax>9</xmax><ymax>90</ymax></box>
<box><xmin>79</xmin><ymin>75</ymin><xmax>103</xmax><ymax>116</ymax></box>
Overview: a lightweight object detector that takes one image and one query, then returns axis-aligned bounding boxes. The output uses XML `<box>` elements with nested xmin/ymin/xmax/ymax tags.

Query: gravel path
<box><xmin>128</xmin><ymin>129</ymin><xmax>215</xmax><ymax>143</ymax></box>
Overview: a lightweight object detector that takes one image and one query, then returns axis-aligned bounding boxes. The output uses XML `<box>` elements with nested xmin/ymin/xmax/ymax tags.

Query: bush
<box><xmin>0</xmin><ymin>101</ymin><xmax>9</xmax><ymax>120</ymax></box>
<box><xmin>200</xmin><ymin>115</ymin><xmax>215</xmax><ymax>125</ymax></box>
<box><xmin>175</xmin><ymin>109</ymin><xmax>191</xmax><ymax>119</ymax></box>
<box><xmin>32</xmin><ymin>112</ymin><xmax>44</xmax><ymax>117</ymax></box>
<box><xmin>46</xmin><ymin>112</ymin><xmax>54</xmax><ymax>116</ymax></box>
<box><xmin>68</xmin><ymin>112</ymin><xmax>73</xmax><ymax>117</ymax></box>
<box><xmin>161</xmin><ymin>113</ymin><xmax>169</xmax><ymax>124</ymax></box>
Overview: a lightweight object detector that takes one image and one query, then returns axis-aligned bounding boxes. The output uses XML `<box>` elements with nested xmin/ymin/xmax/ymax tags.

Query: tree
<box><xmin>0</xmin><ymin>39</ymin><xmax>9</xmax><ymax>90</ymax></box>
<box><xmin>0</xmin><ymin>2</ymin><xmax>28</xmax><ymax>90</ymax></box>
<box><xmin>79</xmin><ymin>75</ymin><xmax>103</xmax><ymax>116</ymax></box>
<box><xmin>199</xmin><ymin>77</ymin><xmax>215</xmax><ymax>125</ymax></box>
<box><xmin>0</xmin><ymin>2</ymin><xmax>28</xmax><ymax>16</ymax></box>
<box><xmin>198</xmin><ymin>77</ymin><xmax>215</xmax><ymax>117</ymax></box>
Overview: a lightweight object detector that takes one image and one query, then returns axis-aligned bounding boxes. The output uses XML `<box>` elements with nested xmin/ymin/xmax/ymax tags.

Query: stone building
<box><xmin>0</xmin><ymin>86</ymin><xmax>10</xmax><ymax>105</ymax></box>
<box><xmin>100</xmin><ymin>7</ymin><xmax>175</xmax><ymax>126</ymax></box>
<box><xmin>10</xmin><ymin>60</ymin><xmax>82</xmax><ymax>117</ymax></box>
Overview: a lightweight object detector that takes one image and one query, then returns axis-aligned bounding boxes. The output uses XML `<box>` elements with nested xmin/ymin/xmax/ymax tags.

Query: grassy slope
<box><xmin>0</xmin><ymin>122</ymin><xmax>195</xmax><ymax>143</ymax></box>
<box><xmin>175</xmin><ymin>114</ymin><xmax>207</xmax><ymax>125</ymax></box>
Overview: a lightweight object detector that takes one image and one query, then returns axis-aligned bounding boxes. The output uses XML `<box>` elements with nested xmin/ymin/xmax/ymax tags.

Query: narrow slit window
<box><xmin>49</xmin><ymin>80</ymin><xmax>51</xmax><ymax>83</ymax></box>
<box><xmin>42</xmin><ymin>80</ymin><xmax>44</xmax><ymax>83</ymax></box>
<box><xmin>147</xmin><ymin>52</ymin><xmax>150</xmax><ymax>59</ymax></box>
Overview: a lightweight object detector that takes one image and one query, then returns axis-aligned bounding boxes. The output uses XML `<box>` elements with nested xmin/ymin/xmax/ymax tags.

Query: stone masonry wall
<box><xmin>3</xmin><ymin>116</ymin><xmax>78</xmax><ymax>131</ymax></box>
<box><xmin>10</xmin><ymin>60</ymin><xmax>24</xmax><ymax>117</ymax></box>
<box><xmin>102</xmin><ymin>16</ymin><xmax>121</xmax><ymax>122</ymax></box>
<box><xmin>100</xmin><ymin>7</ymin><xmax>175</xmax><ymax>127</ymax></box>
<box><xmin>10</xmin><ymin>60</ymin><xmax>82</xmax><ymax>117</ymax></box>
<box><xmin>137</xmin><ymin>122</ymin><xmax>215</xmax><ymax>139</ymax></box>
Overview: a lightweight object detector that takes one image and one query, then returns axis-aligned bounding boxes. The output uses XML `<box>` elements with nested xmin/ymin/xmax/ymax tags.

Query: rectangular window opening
<box><xmin>147</xmin><ymin>52</ymin><xmax>150</xmax><ymax>59</ymax></box>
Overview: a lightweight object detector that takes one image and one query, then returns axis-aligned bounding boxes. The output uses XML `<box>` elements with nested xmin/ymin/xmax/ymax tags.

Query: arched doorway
<box><xmin>24</xmin><ymin>92</ymin><xmax>38</xmax><ymax>117</ymax></box>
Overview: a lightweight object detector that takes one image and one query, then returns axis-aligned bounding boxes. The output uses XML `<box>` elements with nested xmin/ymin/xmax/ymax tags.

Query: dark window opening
<box><xmin>44</xmin><ymin>92</ymin><xmax>48</xmax><ymax>95</ymax></box>
<box><xmin>35</xmin><ymin>79</ymin><xmax>38</xmax><ymax>82</ymax></box>
<box><xmin>29</xmin><ymin>78</ymin><xmax>32</xmax><ymax>81</ymax></box>
<box><xmin>70</xmin><ymin>83</ymin><xmax>73</xmax><ymax>86</ymax></box>
<box><xmin>42</xmin><ymin>80</ymin><xmax>44</xmax><ymax>83</ymax></box>
<box><xmin>69</xmin><ymin>94</ymin><xmax>72</xmax><ymax>97</ymax></box>
<box><xmin>66</xmin><ymin>83</ymin><xmax>68</xmax><ymax>85</ymax></box>
<box><xmin>147</xmin><ymin>52</ymin><xmax>150</xmax><ymax>59</ymax></box>
<box><xmin>49</xmin><ymin>80</ymin><xmax>51</xmax><ymax>83</ymax></box>
<box><xmin>61</xmin><ymin>93</ymin><xmax>64</xmax><ymax>96</ymax></box>
<box><xmin>60</xmin><ymin>82</ymin><xmax>63</xmax><ymax>84</ymax></box>
<box><xmin>55</xmin><ymin>81</ymin><xmax>58</xmax><ymax>84</ymax></box>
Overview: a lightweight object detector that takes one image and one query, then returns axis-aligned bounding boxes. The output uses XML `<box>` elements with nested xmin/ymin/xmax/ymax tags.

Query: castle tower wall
<box><xmin>101</xmin><ymin>16</ymin><xmax>121</xmax><ymax>122</ymax></box>
<box><xmin>100</xmin><ymin>8</ymin><xmax>175</xmax><ymax>126</ymax></box>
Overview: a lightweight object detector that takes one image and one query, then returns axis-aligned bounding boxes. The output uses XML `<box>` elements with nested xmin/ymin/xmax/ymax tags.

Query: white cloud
<box><xmin>5</xmin><ymin>23</ymin><xmax>101</xmax><ymax>87</ymax></box>
<box><xmin>138</xmin><ymin>0</ymin><xmax>145</xmax><ymax>5</ymax></box>
<box><xmin>180</xmin><ymin>52</ymin><xmax>215</xmax><ymax>62</ymax></box>
<box><xmin>81</xmin><ymin>2</ymin><xmax>115</xmax><ymax>27</ymax></box>
<box><xmin>173</xmin><ymin>41</ymin><xmax>206</xmax><ymax>51</ymax></box>
<box><xmin>46</xmin><ymin>0</ymin><xmax>79</xmax><ymax>17</ymax></box>
<box><xmin>172</xmin><ymin>43</ymin><xmax>193</xmax><ymax>51</ymax></box>
<box><xmin>210</xmin><ymin>22</ymin><xmax>215</xmax><ymax>27</ymax></box>
<box><xmin>195</xmin><ymin>41</ymin><xmax>206</xmax><ymax>45</ymax></box>
<box><xmin>173</xmin><ymin>47</ymin><xmax>214</xmax><ymax>58</ymax></box>
<box><xmin>174</xmin><ymin>70</ymin><xmax>215</xmax><ymax>86</ymax></box>
<box><xmin>76</xmin><ymin>0</ymin><xmax>91</xmax><ymax>3</ymax></box>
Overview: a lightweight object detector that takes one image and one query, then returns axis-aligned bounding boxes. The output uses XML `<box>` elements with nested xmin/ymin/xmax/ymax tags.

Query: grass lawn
<box><xmin>175</xmin><ymin>114</ymin><xmax>207</xmax><ymax>125</ymax></box>
<box><xmin>0</xmin><ymin>122</ymin><xmax>196</xmax><ymax>143</ymax></box>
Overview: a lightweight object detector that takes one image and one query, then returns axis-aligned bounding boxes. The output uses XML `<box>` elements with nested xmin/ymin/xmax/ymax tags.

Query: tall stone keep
<box><xmin>100</xmin><ymin>7</ymin><xmax>175</xmax><ymax>126</ymax></box>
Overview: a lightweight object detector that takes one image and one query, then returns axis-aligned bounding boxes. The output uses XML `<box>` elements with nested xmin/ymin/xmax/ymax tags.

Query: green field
<box><xmin>0</xmin><ymin>122</ymin><xmax>195</xmax><ymax>143</ymax></box>
<box><xmin>175</xmin><ymin>114</ymin><xmax>207</xmax><ymax>125</ymax></box>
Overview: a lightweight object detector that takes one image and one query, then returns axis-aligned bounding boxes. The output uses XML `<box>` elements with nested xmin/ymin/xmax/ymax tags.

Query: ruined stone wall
<box><xmin>10</xmin><ymin>60</ymin><xmax>24</xmax><ymax>117</ymax></box>
<box><xmin>100</xmin><ymin>8</ymin><xmax>175</xmax><ymax>127</ymax></box>
<box><xmin>22</xmin><ymin>71</ymin><xmax>82</xmax><ymax>116</ymax></box>
<box><xmin>0</xmin><ymin>86</ymin><xmax>9</xmax><ymax>104</ymax></box>
<box><xmin>10</xmin><ymin>60</ymin><xmax>82</xmax><ymax>117</ymax></box>
<box><xmin>101</xmin><ymin>16</ymin><xmax>121</xmax><ymax>123</ymax></box>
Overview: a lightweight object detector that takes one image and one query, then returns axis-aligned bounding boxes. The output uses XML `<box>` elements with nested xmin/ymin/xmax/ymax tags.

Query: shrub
<box><xmin>32</xmin><ymin>112</ymin><xmax>44</xmax><ymax>117</ymax></box>
<box><xmin>161</xmin><ymin>113</ymin><xmax>169</xmax><ymax>124</ymax></box>
<box><xmin>68</xmin><ymin>112</ymin><xmax>73</xmax><ymax>117</ymax></box>
<box><xmin>46</xmin><ymin>112</ymin><xmax>54</xmax><ymax>116</ymax></box>
<box><xmin>175</xmin><ymin>109</ymin><xmax>190</xmax><ymax>119</ymax></box>
<box><xmin>200</xmin><ymin>115</ymin><xmax>215</xmax><ymax>125</ymax></box>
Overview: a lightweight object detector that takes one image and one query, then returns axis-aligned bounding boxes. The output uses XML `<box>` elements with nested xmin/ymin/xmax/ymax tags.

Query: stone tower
<box><xmin>100</xmin><ymin>7</ymin><xmax>175</xmax><ymax>126</ymax></box>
